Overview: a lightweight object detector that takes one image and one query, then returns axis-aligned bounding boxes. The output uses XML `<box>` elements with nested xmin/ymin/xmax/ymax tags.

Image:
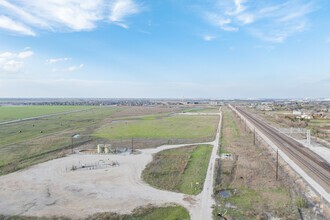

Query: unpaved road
<box><xmin>0</xmin><ymin>109</ymin><xmax>222</xmax><ymax>220</ymax></box>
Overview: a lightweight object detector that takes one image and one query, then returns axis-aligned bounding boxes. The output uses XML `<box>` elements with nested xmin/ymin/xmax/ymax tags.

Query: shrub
<box><xmin>295</xmin><ymin>197</ymin><xmax>307</xmax><ymax>208</ymax></box>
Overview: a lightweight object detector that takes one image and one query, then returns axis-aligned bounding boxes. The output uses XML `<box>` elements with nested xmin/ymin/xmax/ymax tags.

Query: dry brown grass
<box><xmin>213</xmin><ymin>107</ymin><xmax>300</xmax><ymax>219</ymax></box>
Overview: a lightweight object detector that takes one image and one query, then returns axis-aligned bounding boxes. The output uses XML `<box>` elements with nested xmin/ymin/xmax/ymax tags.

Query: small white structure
<box><xmin>301</xmin><ymin>114</ymin><xmax>313</xmax><ymax>119</ymax></box>
<box><xmin>293</xmin><ymin>110</ymin><xmax>302</xmax><ymax>115</ymax></box>
<box><xmin>97</xmin><ymin>144</ymin><xmax>105</xmax><ymax>154</ymax></box>
<box><xmin>220</xmin><ymin>153</ymin><xmax>233</xmax><ymax>160</ymax></box>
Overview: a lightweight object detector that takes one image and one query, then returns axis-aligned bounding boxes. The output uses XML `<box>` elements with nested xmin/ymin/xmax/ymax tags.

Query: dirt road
<box><xmin>0</xmin><ymin>109</ymin><xmax>222</xmax><ymax>220</ymax></box>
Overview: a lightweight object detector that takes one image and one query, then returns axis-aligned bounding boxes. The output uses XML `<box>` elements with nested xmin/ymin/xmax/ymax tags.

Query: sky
<box><xmin>0</xmin><ymin>0</ymin><xmax>329</xmax><ymax>99</ymax></box>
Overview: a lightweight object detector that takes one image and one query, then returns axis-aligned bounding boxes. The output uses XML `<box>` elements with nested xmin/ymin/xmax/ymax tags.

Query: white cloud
<box><xmin>17</xmin><ymin>51</ymin><xmax>34</xmax><ymax>58</ymax></box>
<box><xmin>52</xmin><ymin>64</ymin><xmax>84</xmax><ymax>72</ymax></box>
<box><xmin>0</xmin><ymin>49</ymin><xmax>34</xmax><ymax>73</ymax></box>
<box><xmin>1</xmin><ymin>60</ymin><xmax>24</xmax><ymax>72</ymax></box>
<box><xmin>237</xmin><ymin>13</ymin><xmax>254</xmax><ymax>24</ymax></box>
<box><xmin>67</xmin><ymin>64</ymin><xmax>84</xmax><ymax>71</ymax></box>
<box><xmin>277</xmin><ymin>2</ymin><xmax>314</xmax><ymax>22</ymax></box>
<box><xmin>0</xmin><ymin>0</ymin><xmax>49</xmax><ymax>28</ymax></box>
<box><xmin>226</xmin><ymin>0</ymin><xmax>246</xmax><ymax>15</ymax></box>
<box><xmin>251</xmin><ymin>30</ymin><xmax>285</xmax><ymax>43</ymax></box>
<box><xmin>0</xmin><ymin>50</ymin><xmax>34</xmax><ymax>59</ymax></box>
<box><xmin>0</xmin><ymin>52</ymin><xmax>14</xmax><ymax>58</ymax></box>
<box><xmin>0</xmin><ymin>15</ymin><xmax>35</xmax><ymax>36</ymax></box>
<box><xmin>202</xmin><ymin>0</ymin><xmax>316</xmax><ymax>42</ymax></box>
<box><xmin>0</xmin><ymin>0</ymin><xmax>143</xmax><ymax>36</ymax></box>
<box><xmin>203</xmin><ymin>35</ymin><xmax>215</xmax><ymax>41</ymax></box>
<box><xmin>109</xmin><ymin>0</ymin><xmax>141</xmax><ymax>23</ymax></box>
<box><xmin>46</xmin><ymin>57</ymin><xmax>71</xmax><ymax>64</ymax></box>
<box><xmin>204</xmin><ymin>12</ymin><xmax>238</xmax><ymax>32</ymax></box>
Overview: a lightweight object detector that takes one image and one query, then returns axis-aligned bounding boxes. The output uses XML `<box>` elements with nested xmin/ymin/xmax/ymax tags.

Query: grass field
<box><xmin>0</xmin><ymin>106</ymin><xmax>126</xmax><ymax>174</ymax></box>
<box><xmin>88</xmin><ymin>205</ymin><xmax>190</xmax><ymax>220</ymax></box>
<box><xmin>0</xmin><ymin>105</ymin><xmax>95</xmax><ymax>122</ymax></box>
<box><xmin>93</xmin><ymin>115</ymin><xmax>219</xmax><ymax>140</ymax></box>
<box><xmin>0</xmin><ymin>205</ymin><xmax>190</xmax><ymax>220</ymax></box>
<box><xmin>0</xmin><ymin>107</ymin><xmax>125</xmax><ymax>147</ymax></box>
<box><xmin>213</xmin><ymin>107</ymin><xmax>299</xmax><ymax>219</ymax></box>
<box><xmin>308</xmin><ymin>119</ymin><xmax>330</xmax><ymax>126</ymax></box>
<box><xmin>183</xmin><ymin>108</ymin><xmax>219</xmax><ymax>113</ymax></box>
<box><xmin>142</xmin><ymin>144</ymin><xmax>213</xmax><ymax>195</ymax></box>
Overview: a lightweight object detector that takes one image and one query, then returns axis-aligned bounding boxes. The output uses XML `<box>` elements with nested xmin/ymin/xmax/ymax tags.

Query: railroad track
<box><xmin>235</xmin><ymin>107</ymin><xmax>330</xmax><ymax>192</ymax></box>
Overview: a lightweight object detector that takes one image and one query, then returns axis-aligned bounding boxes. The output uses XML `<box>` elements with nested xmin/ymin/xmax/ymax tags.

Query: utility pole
<box><xmin>276</xmin><ymin>149</ymin><xmax>279</xmax><ymax>181</ymax></box>
<box><xmin>131</xmin><ymin>137</ymin><xmax>134</xmax><ymax>153</ymax></box>
<box><xmin>71</xmin><ymin>136</ymin><xmax>74</xmax><ymax>153</ymax></box>
<box><xmin>307</xmin><ymin>130</ymin><xmax>311</xmax><ymax>146</ymax></box>
<box><xmin>253</xmin><ymin>128</ymin><xmax>256</xmax><ymax>145</ymax></box>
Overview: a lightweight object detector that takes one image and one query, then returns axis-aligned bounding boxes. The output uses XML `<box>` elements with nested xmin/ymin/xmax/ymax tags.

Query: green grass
<box><xmin>295</xmin><ymin>197</ymin><xmax>307</xmax><ymax>208</ymax></box>
<box><xmin>0</xmin><ymin>107</ymin><xmax>124</xmax><ymax>147</ymax></box>
<box><xmin>115</xmin><ymin>113</ymin><xmax>172</xmax><ymax>121</ymax></box>
<box><xmin>309</xmin><ymin>119</ymin><xmax>330</xmax><ymax>123</ymax></box>
<box><xmin>88</xmin><ymin>205</ymin><xmax>190</xmax><ymax>220</ymax></box>
<box><xmin>218</xmin><ymin>108</ymin><xmax>240</xmax><ymax>149</ymax></box>
<box><xmin>228</xmin><ymin>188</ymin><xmax>264</xmax><ymax>210</ymax></box>
<box><xmin>220</xmin><ymin>149</ymin><xmax>231</xmax><ymax>154</ymax></box>
<box><xmin>142</xmin><ymin>144</ymin><xmax>213</xmax><ymax>195</ymax></box>
<box><xmin>226</xmin><ymin>111</ymin><xmax>240</xmax><ymax>139</ymax></box>
<box><xmin>93</xmin><ymin>115</ymin><xmax>219</xmax><ymax>140</ymax></box>
<box><xmin>183</xmin><ymin>108</ymin><xmax>219</xmax><ymax>113</ymax></box>
<box><xmin>214</xmin><ymin>187</ymin><xmax>294</xmax><ymax>219</ymax></box>
<box><xmin>213</xmin><ymin>107</ymin><xmax>297</xmax><ymax>219</ymax></box>
<box><xmin>308</xmin><ymin>119</ymin><xmax>330</xmax><ymax>127</ymax></box>
<box><xmin>0</xmin><ymin>106</ymin><xmax>126</xmax><ymax>173</ymax></box>
<box><xmin>0</xmin><ymin>105</ymin><xmax>95</xmax><ymax>122</ymax></box>
<box><xmin>0</xmin><ymin>216</ymin><xmax>69</xmax><ymax>220</ymax></box>
<box><xmin>1</xmin><ymin>205</ymin><xmax>190</xmax><ymax>220</ymax></box>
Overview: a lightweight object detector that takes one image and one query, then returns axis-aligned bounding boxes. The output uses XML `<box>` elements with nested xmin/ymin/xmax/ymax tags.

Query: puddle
<box><xmin>111</xmin><ymin>119</ymin><xmax>122</xmax><ymax>124</ymax></box>
<box><xmin>219</xmin><ymin>190</ymin><xmax>231</xmax><ymax>198</ymax></box>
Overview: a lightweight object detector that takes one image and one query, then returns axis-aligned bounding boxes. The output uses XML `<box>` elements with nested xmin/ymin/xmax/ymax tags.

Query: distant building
<box><xmin>257</xmin><ymin>105</ymin><xmax>273</xmax><ymax>111</ymax></box>
<box><xmin>323</xmin><ymin>114</ymin><xmax>330</xmax><ymax>119</ymax></box>
<box><xmin>301</xmin><ymin>114</ymin><xmax>313</xmax><ymax>120</ymax></box>
<box><xmin>264</xmin><ymin>106</ymin><xmax>273</xmax><ymax>111</ymax></box>
<box><xmin>293</xmin><ymin>110</ymin><xmax>302</xmax><ymax>115</ymax></box>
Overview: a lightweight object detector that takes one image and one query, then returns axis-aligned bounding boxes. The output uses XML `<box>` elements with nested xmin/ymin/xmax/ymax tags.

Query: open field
<box><xmin>88</xmin><ymin>205</ymin><xmax>190</xmax><ymax>220</ymax></box>
<box><xmin>93</xmin><ymin>115</ymin><xmax>218</xmax><ymax>140</ymax></box>
<box><xmin>0</xmin><ymin>107</ymin><xmax>125</xmax><ymax>147</ymax></box>
<box><xmin>213</xmin><ymin>107</ymin><xmax>301</xmax><ymax>219</ymax></box>
<box><xmin>1</xmin><ymin>205</ymin><xmax>190</xmax><ymax>220</ymax></box>
<box><xmin>183</xmin><ymin>108</ymin><xmax>219</xmax><ymax>113</ymax></box>
<box><xmin>0</xmin><ymin>106</ymin><xmax>184</xmax><ymax>175</ymax></box>
<box><xmin>0</xmin><ymin>105</ymin><xmax>96</xmax><ymax>122</ymax></box>
<box><xmin>142</xmin><ymin>144</ymin><xmax>213</xmax><ymax>195</ymax></box>
<box><xmin>0</xmin><ymin>106</ymin><xmax>125</xmax><ymax>174</ymax></box>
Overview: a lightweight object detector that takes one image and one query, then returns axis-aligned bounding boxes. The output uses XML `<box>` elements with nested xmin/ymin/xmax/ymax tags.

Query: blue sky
<box><xmin>0</xmin><ymin>0</ymin><xmax>329</xmax><ymax>99</ymax></box>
